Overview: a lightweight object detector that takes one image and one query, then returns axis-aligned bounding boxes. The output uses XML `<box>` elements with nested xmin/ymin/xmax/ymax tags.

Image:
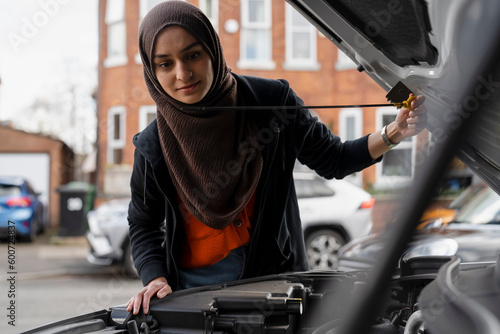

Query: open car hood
<box><xmin>287</xmin><ymin>0</ymin><xmax>500</xmax><ymax>195</ymax></box>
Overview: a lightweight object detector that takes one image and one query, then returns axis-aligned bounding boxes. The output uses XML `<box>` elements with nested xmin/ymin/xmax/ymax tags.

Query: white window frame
<box><xmin>339</xmin><ymin>108</ymin><xmax>363</xmax><ymax>141</ymax></box>
<box><xmin>199</xmin><ymin>0</ymin><xmax>219</xmax><ymax>32</ymax></box>
<box><xmin>140</xmin><ymin>0</ymin><xmax>160</xmax><ymax>19</ymax></box>
<box><xmin>139</xmin><ymin>105</ymin><xmax>157</xmax><ymax>131</ymax></box>
<box><xmin>107</xmin><ymin>106</ymin><xmax>126</xmax><ymax>164</ymax></box>
<box><xmin>335</xmin><ymin>49</ymin><xmax>357</xmax><ymax>71</ymax></box>
<box><xmin>375</xmin><ymin>108</ymin><xmax>416</xmax><ymax>189</ymax></box>
<box><xmin>137</xmin><ymin>0</ymin><xmax>171</xmax><ymax>64</ymax></box>
<box><xmin>104</xmin><ymin>0</ymin><xmax>127</xmax><ymax>68</ymax></box>
<box><xmin>339</xmin><ymin>108</ymin><xmax>363</xmax><ymax>186</ymax></box>
<box><xmin>237</xmin><ymin>0</ymin><xmax>275</xmax><ymax>70</ymax></box>
<box><xmin>283</xmin><ymin>3</ymin><xmax>319</xmax><ymax>71</ymax></box>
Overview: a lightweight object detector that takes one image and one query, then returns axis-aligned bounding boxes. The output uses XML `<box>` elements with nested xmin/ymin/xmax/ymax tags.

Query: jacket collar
<box><xmin>132</xmin><ymin>118</ymin><xmax>164</xmax><ymax>168</ymax></box>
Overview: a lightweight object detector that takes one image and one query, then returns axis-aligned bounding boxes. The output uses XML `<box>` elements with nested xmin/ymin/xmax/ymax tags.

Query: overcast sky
<box><xmin>0</xmin><ymin>0</ymin><xmax>98</xmax><ymax>153</ymax></box>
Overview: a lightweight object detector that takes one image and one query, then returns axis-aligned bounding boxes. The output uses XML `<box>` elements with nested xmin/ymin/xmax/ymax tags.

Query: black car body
<box><xmin>338</xmin><ymin>185</ymin><xmax>500</xmax><ymax>271</ymax></box>
<box><xmin>22</xmin><ymin>1</ymin><xmax>500</xmax><ymax>333</ymax></box>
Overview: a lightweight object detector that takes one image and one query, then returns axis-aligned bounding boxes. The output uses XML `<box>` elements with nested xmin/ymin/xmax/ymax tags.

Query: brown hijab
<box><xmin>138</xmin><ymin>1</ymin><xmax>263</xmax><ymax>229</ymax></box>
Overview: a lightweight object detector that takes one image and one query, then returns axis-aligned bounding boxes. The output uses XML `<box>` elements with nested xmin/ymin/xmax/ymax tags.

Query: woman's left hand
<box><xmin>393</xmin><ymin>94</ymin><xmax>427</xmax><ymax>140</ymax></box>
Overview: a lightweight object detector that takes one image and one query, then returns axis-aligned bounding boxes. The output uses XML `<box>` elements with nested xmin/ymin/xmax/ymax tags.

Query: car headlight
<box><xmin>87</xmin><ymin>211</ymin><xmax>104</xmax><ymax>236</ymax></box>
<box><xmin>402</xmin><ymin>238</ymin><xmax>458</xmax><ymax>262</ymax></box>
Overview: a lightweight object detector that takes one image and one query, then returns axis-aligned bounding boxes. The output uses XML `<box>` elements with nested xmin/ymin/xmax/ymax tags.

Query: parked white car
<box><xmin>87</xmin><ymin>167</ymin><xmax>374</xmax><ymax>275</ymax></box>
<box><xmin>294</xmin><ymin>169</ymin><xmax>374</xmax><ymax>270</ymax></box>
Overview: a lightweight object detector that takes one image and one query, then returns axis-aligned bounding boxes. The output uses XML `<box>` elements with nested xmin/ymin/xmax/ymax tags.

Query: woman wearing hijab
<box><xmin>127</xmin><ymin>1</ymin><xmax>426</xmax><ymax>315</ymax></box>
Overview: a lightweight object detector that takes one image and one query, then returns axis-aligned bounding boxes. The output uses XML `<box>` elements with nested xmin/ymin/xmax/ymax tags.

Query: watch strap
<box><xmin>381</xmin><ymin>125</ymin><xmax>399</xmax><ymax>148</ymax></box>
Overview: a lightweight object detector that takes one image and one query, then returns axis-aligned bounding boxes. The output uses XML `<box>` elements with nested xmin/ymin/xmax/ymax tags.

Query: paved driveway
<box><xmin>0</xmin><ymin>229</ymin><xmax>142</xmax><ymax>333</ymax></box>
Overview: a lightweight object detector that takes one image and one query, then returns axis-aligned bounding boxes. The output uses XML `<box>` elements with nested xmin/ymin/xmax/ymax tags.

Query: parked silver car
<box><xmin>86</xmin><ymin>198</ymin><xmax>136</xmax><ymax>276</ymax></box>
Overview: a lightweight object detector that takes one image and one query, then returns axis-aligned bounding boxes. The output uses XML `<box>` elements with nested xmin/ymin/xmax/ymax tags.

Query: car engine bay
<box><xmin>22</xmin><ymin>255</ymin><xmax>500</xmax><ymax>334</ymax></box>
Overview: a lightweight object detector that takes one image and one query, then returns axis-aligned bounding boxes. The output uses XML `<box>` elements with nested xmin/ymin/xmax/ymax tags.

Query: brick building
<box><xmin>96</xmin><ymin>0</ymin><xmax>428</xmax><ymax>201</ymax></box>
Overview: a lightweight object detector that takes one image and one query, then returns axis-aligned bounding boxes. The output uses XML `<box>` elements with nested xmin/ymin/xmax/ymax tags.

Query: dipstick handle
<box><xmin>394</xmin><ymin>94</ymin><xmax>416</xmax><ymax>110</ymax></box>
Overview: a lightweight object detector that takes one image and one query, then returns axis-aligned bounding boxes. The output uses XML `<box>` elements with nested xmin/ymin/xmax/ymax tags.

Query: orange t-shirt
<box><xmin>178</xmin><ymin>193</ymin><xmax>256</xmax><ymax>269</ymax></box>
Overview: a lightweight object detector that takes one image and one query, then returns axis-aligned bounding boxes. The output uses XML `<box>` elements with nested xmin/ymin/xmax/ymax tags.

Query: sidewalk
<box><xmin>0</xmin><ymin>227</ymin><xmax>115</xmax><ymax>281</ymax></box>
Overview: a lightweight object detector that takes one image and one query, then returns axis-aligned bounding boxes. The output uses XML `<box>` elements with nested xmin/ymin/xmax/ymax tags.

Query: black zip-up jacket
<box><xmin>128</xmin><ymin>74</ymin><xmax>380</xmax><ymax>288</ymax></box>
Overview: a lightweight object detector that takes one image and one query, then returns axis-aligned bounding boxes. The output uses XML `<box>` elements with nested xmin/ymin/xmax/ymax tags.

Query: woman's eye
<box><xmin>188</xmin><ymin>52</ymin><xmax>201</xmax><ymax>60</ymax></box>
<box><xmin>157</xmin><ymin>61</ymin><xmax>172</xmax><ymax>68</ymax></box>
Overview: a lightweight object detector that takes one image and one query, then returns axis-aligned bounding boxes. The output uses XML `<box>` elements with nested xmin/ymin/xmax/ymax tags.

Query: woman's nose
<box><xmin>176</xmin><ymin>63</ymin><xmax>192</xmax><ymax>81</ymax></box>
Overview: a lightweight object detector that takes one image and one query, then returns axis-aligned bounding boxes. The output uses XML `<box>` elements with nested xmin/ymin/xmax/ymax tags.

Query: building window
<box><xmin>283</xmin><ymin>3</ymin><xmax>319</xmax><ymax>71</ymax></box>
<box><xmin>107</xmin><ymin>106</ymin><xmax>126</xmax><ymax>164</ymax></box>
<box><xmin>139</xmin><ymin>106</ymin><xmax>157</xmax><ymax>131</ymax></box>
<box><xmin>138</xmin><ymin>0</ymin><xmax>165</xmax><ymax>64</ymax></box>
<box><xmin>237</xmin><ymin>0</ymin><xmax>275</xmax><ymax>70</ymax></box>
<box><xmin>140</xmin><ymin>0</ymin><xmax>163</xmax><ymax>19</ymax></box>
<box><xmin>136</xmin><ymin>1</ymin><xmax>184</xmax><ymax>64</ymax></box>
<box><xmin>199</xmin><ymin>0</ymin><xmax>219</xmax><ymax>31</ymax></box>
<box><xmin>339</xmin><ymin>108</ymin><xmax>363</xmax><ymax>186</ymax></box>
<box><xmin>104</xmin><ymin>0</ymin><xmax>127</xmax><ymax>68</ymax></box>
<box><xmin>339</xmin><ymin>108</ymin><xmax>362</xmax><ymax>142</ymax></box>
<box><xmin>335</xmin><ymin>49</ymin><xmax>357</xmax><ymax>71</ymax></box>
<box><xmin>375</xmin><ymin>108</ymin><xmax>416</xmax><ymax>188</ymax></box>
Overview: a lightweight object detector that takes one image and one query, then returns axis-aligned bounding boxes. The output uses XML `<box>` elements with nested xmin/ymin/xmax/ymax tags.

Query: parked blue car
<box><xmin>0</xmin><ymin>176</ymin><xmax>46</xmax><ymax>242</ymax></box>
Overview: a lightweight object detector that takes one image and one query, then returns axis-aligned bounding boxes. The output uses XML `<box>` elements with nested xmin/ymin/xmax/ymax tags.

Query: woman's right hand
<box><xmin>126</xmin><ymin>276</ymin><xmax>172</xmax><ymax>315</ymax></box>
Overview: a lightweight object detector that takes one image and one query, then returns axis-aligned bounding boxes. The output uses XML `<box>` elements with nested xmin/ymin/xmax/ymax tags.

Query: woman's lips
<box><xmin>177</xmin><ymin>81</ymin><xmax>200</xmax><ymax>93</ymax></box>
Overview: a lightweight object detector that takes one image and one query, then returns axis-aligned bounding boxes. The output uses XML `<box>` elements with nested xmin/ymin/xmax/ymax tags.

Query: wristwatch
<box><xmin>381</xmin><ymin>125</ymin><xmax>399</xmax><ymax>148</ymax></box>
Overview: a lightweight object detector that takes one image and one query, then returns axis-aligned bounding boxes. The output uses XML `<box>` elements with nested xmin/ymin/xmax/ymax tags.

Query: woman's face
<box><xmin>153</xmin><ymin>26</ymin><xmax>214</xmax><ymax>104</ymax></box>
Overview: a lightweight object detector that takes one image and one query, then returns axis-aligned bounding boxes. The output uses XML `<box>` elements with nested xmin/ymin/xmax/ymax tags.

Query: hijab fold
<box><xmin>138</xmin><ymin>1</ymin><xmax>263</xmax><ymax>229</ymax></box>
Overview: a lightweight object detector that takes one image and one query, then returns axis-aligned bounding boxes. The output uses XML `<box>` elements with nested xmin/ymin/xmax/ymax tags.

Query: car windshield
<box><xmin>448</xmin><ymin>182</ymin><xmax>488</xmax><ymax>210</ymax></box>
<box><xmin>451</xmin><ymin>187</ymin><xmax>500</xmax><ymax>225</ymax></box>
<box><xmin>0</xmin><ymin>184</ymin><xmax>21</xmax><ymax>197</ymax></box>
<box><xmin>294</xmin><ymin>178</ymin><xmax>335</xmax><ymax>198</ymax></box>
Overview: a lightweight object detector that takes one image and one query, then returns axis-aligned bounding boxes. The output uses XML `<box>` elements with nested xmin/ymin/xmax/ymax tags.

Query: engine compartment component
<box><xmin>420</xmin><ymin>255</ymin><xmax>500</xmax><ymax>334</ymax></box>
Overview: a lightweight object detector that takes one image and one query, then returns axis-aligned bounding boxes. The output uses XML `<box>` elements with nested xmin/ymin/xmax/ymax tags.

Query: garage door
<box><xmin>0</xmin><ymin>153</ymin><xmax>50</xmax><ymax>212</ymax></box>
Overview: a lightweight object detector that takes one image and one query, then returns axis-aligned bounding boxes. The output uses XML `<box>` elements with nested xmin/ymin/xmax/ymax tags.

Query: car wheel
<box><xmin>37</xmin><ymin>210</ymin><xmax>46</xmax><ymax>234</ymax></box>
<box><xmin>305</xmin><ymin>229</ymin><xmax>346</xmax><ymax>270</ymax></box>
<box><xmin>20</xmin><ymin>220</ymin><xmax>37</xmax><ymax>243</ymax></box>
<box><xmin>123</xmin><ymin>242</ymin><xmax>139</xmax><ymax>278</ymax></box>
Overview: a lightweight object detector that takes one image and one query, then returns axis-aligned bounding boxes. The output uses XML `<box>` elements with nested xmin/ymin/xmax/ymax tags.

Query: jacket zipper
<box><xmin>149</xmin><ymin>119</ymin><xmax>280</xmax><ymax>286</ymax></box>
<box><xmin>243</xmin><ymin>120</ymin><xmax>281</xmax><ymax>277</ymax></box>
